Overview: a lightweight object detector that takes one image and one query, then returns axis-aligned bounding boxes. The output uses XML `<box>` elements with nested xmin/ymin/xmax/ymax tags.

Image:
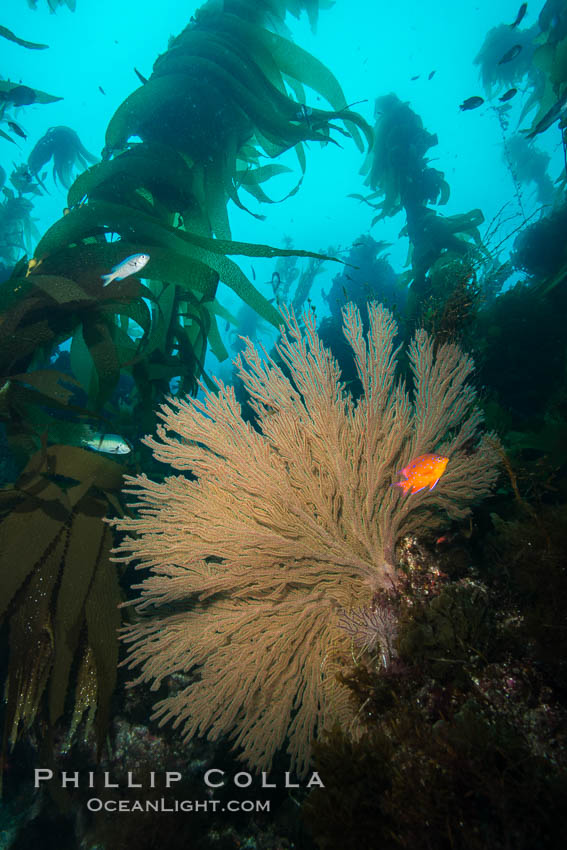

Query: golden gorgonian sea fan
<box><xmin>111</xmin><ymin>302</ymin><xmax>499</xmax><ymax>775</ymax></box>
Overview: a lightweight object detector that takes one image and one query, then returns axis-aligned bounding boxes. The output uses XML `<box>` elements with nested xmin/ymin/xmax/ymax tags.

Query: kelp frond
<box><xmin>0</xmin><ymin>445</ymin><xmax>122</xmax><ymax>755</ymax></box>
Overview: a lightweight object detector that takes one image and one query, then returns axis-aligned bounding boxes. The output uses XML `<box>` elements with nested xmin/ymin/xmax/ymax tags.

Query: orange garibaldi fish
<box><xmin>394</xmin><ymin>453</ymin><xmax>449</xmax><ymax>495</ymax></box>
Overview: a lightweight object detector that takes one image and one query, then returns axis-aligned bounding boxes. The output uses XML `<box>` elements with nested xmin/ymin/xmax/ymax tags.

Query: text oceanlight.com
<box><xmin>85</xmin><ymin>798</ymin><xmax>271</xmax><ymax>814</ymax></box>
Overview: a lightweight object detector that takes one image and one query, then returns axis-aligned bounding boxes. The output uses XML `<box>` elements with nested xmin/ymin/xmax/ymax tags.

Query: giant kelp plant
<box><xmin>469</xmin><ymin>0</ymin><xmax>567</xmax><ymax>459</ymax></box>
<box><xmin>0</xmin><ymin>79</ymin><xmax>63</xmax><ymax>276</ymax></box>
<box><xmin>28</xmin><ymin>126</ymin><xmax>97</xmax><ymax>189</ymax></box>
<box><xmin>0</xmin><ymin>0</ymin><xmax>372</xmax><ymax>769</ymax></box>
<box><xmin>474</xmin><ymin>21</ymin><xmax>541</xmax><ymax>99</ymax></box>
<box><xmin>0</xmin><ymin>68</ymin><xmax>63</xmax><ymax>149</ymax></box>
<box><xmin>316</xmin><ymin>235</ymin><xmax>406</xmax><ymax>388</ymax></box>
<box><xmin>355</xmin><ymin>94</ymin><xmax>487</xmax><ymax>331</ymax></box>
<box><xmin>323</xmin><ymin>235</ymin><xmax>403</xmax><ymax>322</ymax></box>
<box><xmin>0</xmin><ymin>444</ymin><xmax>121</xmax><ymax>761</ymax></box>
<box><xmin>475</xmin><ymin>0</ymin><xmax>567</xmax><ymax>156</ymax></box>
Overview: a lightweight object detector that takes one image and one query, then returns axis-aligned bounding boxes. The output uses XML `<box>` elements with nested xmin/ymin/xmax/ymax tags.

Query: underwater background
<box><xmin>1</xmin><ymin>0</ymin><xmax>566</xmax><ymax>848</ymax></box>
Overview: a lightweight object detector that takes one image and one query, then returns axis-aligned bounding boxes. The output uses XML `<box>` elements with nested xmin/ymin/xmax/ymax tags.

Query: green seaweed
<box><xmin>0</xmin><ymin>80</ymin><xmax>62</xmax><ymax>104</ymax></box>
<box><xmin>0</xmin><ymin>445</ymin><xmax>122</xmax><ymax>759</ymax></box>
<box><xmin>33</xmin><ymin>200</ymin><xmax>339</xmax><ymax>329</ymax></box>
<box><xmin>0</xmin><ymin>24</ymin><xmax>48</xmax><ymax>50</ymax></box>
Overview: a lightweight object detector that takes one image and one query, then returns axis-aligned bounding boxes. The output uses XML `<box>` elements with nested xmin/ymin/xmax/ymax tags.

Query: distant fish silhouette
<box><xmin>498</xmin><ymin>44</ymin><xmax>522</xmax><ymax>64</ymax></box>
<box><xmin>460</xmin><ymin>96</ymin><xmax>484</xmax><ymax>111</ymax></box>
<box><xmin>7</xmin><ymin>121</ymin><xmax>26</xmax><ymax>139</ymax></box>
<box><xmin>499</xmin><ymin>88</ymin><xmax>517</xmax><ymax>102</ymax></box>
<box><xmin>510</xmin><ymin>3</ymin><xmax>527</xmax><ymax>28</ymax></box>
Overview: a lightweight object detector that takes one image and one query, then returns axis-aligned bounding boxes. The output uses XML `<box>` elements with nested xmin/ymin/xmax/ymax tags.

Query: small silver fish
<box><xmin>82</xmin><ymin>434</ymin><xmax>131</xmax><ymax>454</ymax></box>
<box><xmin>101</xmin><ymin>252</ymin><xmax>149</xmax><ymax>287</ymax></box>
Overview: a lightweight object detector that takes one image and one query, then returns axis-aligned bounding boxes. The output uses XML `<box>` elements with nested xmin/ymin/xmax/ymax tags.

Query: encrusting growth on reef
<box><xmin>111</xmin><ymin>302</ymin><xmax>499</xmax><ymax>775</ymax></box>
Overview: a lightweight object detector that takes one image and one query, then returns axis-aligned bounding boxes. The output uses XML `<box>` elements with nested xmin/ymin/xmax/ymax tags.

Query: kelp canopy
<box><xmin>0</xmin><ymin>0</ymin><xmax>371</xmax><ymax>761</ymax></box>
<box><xmin>3</xmin><ymin>0</ymin><xmax>371</xmax><ymax>446</ymax></box>
<box><xmin>104</xmin><ymin>0</ymin><xmax>371</xmax><ymax>240</ymax></box>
